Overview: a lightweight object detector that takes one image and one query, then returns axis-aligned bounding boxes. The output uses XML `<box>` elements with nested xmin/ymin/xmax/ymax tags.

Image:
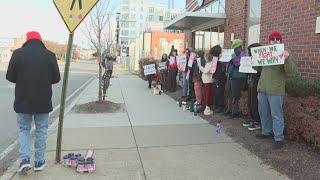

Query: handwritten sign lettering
<box><xmin>251</xmin><ymin>44</ymin><xmax>285</xmax><ymax>66</ymax></box>
<box><xmin>219</xmin><ymin>49</ymin><xmax>234</xmax><ymax>62</ymax></box>
<box><xmin>188</xmin><ymin>52</ymin><xmax>196</xmax><ymax>67</ymax></box>
<box><xmin>239</xmin><ymin>57</ymin><xmax>257</xmax><ymax>73</ymax></box>
<box><xmin>143</xmin><ymin>64</ymin><xmax>156</xmax><ymax>75</ymax></box>
<box><xmin>178</xmin><ymin>56</ymin><xmax>187</xmax><ymax>71</ymax></box>
<box><xmin>158</xmin><ymin>62</ymin><xmax>167</xmax><ymax>71</ymax></box>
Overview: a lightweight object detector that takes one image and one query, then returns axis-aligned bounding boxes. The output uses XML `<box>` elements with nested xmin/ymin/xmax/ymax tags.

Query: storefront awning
<box><xmin>165</xmin><ymin>11</ymin><xmax>226</xmax><ymax>32</ymax></box>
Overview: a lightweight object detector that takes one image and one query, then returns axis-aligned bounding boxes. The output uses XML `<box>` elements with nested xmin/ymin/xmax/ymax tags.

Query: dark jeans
<box><xmin>188</xmin><ymin>79</ymin><xmax>195</xmax><ymax>101</ymax></box>
<box><xmin>226</xmin><ymin>78</ymin><xmax>245</xmax><ymax>115</ymax></box>
<box><xmin>147</xmin><ymin>75</ymin><xmax>153</xmax><ymax>88</ymax></box>
<box><xmin>161</xmin><ymin>72</ymin><xmax>168</xmax><ymax>90</ymax></box>
<box><xmin>168</xmin><ymin>69</ymin><xmax>177</xmax><ymax>91</ymax></box>
<box><xmin>213</xmin><ymin>80</ymin><xmax>226</xmax><ymax>109</ymax></box>
<box><xmin>248</xmin><ymin>78</ymin><xmax>260</xmax><ymax>123</ymax></box>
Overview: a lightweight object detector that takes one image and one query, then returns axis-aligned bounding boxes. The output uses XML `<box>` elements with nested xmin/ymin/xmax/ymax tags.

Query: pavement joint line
<box><xmin>0</xmin><ymin>77</ymin><xmax>96</xmax><ymax>180</ymax></box>
<box><xmin>117</xmin><ymin>76</ymin><xmax>148</xmax><ymax>180</ymax></box>
<box><xmin>43</xmin><ymin>142</ymin><xmax>236</xmax><ymax>153</ymax></box>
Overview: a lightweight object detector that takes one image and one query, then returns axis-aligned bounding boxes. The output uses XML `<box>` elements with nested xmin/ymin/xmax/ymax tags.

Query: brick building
<box><xmin>165</xmin><ymin>0</ymin><xmax>320</xmax><ymax>77</ymax></box>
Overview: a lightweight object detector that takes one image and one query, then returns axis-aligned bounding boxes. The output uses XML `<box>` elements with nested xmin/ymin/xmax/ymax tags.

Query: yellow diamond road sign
<box><xmin>54</xmin><ymin>0</ymin><xmax>99</xmax><ymax>33</ymax></box>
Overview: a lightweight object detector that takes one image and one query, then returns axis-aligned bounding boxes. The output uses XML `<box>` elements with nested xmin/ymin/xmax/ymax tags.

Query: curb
<box><xmin>0</xmin><ymin>77</ymin><xmax>96</xmax><ymax>180</ymax></box>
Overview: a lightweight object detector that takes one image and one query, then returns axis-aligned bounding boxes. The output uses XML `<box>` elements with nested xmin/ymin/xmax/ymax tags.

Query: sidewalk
<box><xmin>10</xmin><ymin>70</ymin><xmax>289</xmax><ymax>180</ymax></box>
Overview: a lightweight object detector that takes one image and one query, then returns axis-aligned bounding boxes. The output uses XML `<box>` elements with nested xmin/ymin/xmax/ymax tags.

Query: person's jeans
<box><xmin>258</xmin><ymin>93</ymin><xmax>284</xmax><ymax>141</ymax></box>
<box><xmin>182</xmin><ymin>72</ymin><xmax>189</xmax><ymax>97</ymax></box>
<box><xmin>17</xmin><ymin>113</ymin><xmax>49</xmax><ymax>162</ymax></box>
<box><xmin>194</xmin><ymin>80</ymin><xmax>203</xmax><ymax>104</ymax></box>
<box><xmin>226</xmin><ymin>78</ymin><xmax>243</xmax><ymax>115</ymax></box>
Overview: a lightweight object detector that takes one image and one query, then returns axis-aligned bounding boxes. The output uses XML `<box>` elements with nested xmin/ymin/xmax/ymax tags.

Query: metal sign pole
<box><xmin>55</xmin><ymin>33</ymin><xmax>74</xmax><ymax>163</ymax></box>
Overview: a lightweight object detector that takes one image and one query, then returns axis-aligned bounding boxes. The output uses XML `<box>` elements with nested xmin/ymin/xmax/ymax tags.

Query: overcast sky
<box><xmin>0</xmin><ymin>0</ymin><xmax>185</xmax><ymax>48</ymax></box>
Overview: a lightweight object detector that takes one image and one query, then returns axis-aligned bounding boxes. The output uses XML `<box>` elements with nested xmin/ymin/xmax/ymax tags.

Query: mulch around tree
<box><xmin>72</xmin><ymin>101</ymin><xmax>125</xmax><ymax>114</ymax></box>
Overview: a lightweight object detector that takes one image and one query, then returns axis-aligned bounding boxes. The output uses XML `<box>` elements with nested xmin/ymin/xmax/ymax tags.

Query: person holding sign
<box><xmin>242</xmin><ymin>43</ymin><xmax>262</xmax><ymax>131</ymax></box>
<box><xmin>256</xmin><ymin>31</ymin><xmax>297</xmax><ymax>150</ymax></box>
<box><xmin>224</xmin><ymin>39</ymin><xmax>247</xmax><ymax>118</ymax></box>
<box><xmin>198</xmin><ymin>52</ymin><xmax>214</xmax><ymax>116</ymax></box>
<box><xmin>210</xmin><ymin>45</ymin><xmax>227</xmax><ymax>114</ymax></box>
<box><xmin>168</xmin><ymin>49</ymin><xmax>178</xmax><ymax>92</ymax></box>
<box><xmin>159</xmin><ymin>53</ymin><xmax>169</xmax><ymax>91</ymax></box>
<box><xmin>192</xmin><ymin>51</ymin><xmax>206</xmax><ymax>112</ymax></box>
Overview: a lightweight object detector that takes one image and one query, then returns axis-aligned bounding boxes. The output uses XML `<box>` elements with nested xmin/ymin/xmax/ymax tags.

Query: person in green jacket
<box><xmin>256</xmin><ymin>31</ymin><xmax>297</xmax><ymax>150</ymax></box>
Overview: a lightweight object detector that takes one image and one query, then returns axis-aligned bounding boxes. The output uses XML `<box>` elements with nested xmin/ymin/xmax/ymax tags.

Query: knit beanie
<box><xmin>231</xmin><ymin>39</ymin><xmax>243</xmax><ymax>49</ymax></box>
<box><xmin>26</xmin><ymin>31</ymin><xmax>42</xmax><ymax>41</ymax></box>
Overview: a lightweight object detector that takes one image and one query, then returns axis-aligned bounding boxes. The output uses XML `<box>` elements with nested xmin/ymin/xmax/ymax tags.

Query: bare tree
<box><xmin>83</xmin><ymin>0</ymin><xmax>114</xmax><ymax>102</ymax></box>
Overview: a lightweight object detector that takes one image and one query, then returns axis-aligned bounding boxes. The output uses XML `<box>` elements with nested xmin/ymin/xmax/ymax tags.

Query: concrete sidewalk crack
<box><xmin>117</xmin><ymin>76</ymin><xmax>148</xmax><ymax>180</ymax></box>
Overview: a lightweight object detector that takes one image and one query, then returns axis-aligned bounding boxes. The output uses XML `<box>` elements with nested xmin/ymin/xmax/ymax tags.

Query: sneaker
<box><xmin>214</xmin><ymin>107</ymin><xmax>224</xmax><ymax>114</ymax></box>
<box><xmin>256</xmin><ymin>133</ymin><xmax>273</xmax><ymax>139</ymax></box>
<box><xmin>248</xmin><ymin>123</ymin><xmax>261</xmax><ymax>131</ymax></box>
<box><xmin>203</xmin><ymin>106</ymin><xmax>213</xmax><ymax>116</ymax></box>
<box><xmin>17</xmin><ymin>159</ymin><xmax>31</xmax><ymax>173</ymax></box>
<box><xmin>223</xmin><ymin>111</ymin><xmax>231</xmax><ymax>116</ymax></box>
<box><xmin>272</xmin><ymin>141</ymin><xmax>284</xmax><ymax>150</ymax></box>
<box><xmin>34</xmin><ymin>160</ymin><xmax>47</xmax><ymax>171</ymax></box>
<box><xmin>243</xmin><ymin>120</ymin><xmax>251</xmax><ymax>127</ymax></box>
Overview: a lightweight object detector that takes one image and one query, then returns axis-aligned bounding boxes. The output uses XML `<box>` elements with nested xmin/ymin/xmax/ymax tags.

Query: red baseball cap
<box><xmin>26</xmin><ymin>31</ymin><xmax>42</xmax><ymax>41</ymax></box>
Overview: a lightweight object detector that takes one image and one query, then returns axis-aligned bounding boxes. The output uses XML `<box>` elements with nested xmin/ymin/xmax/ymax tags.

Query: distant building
<box><xmin>119</xmin><ymin>0</ymin><xmax>181</xmax><ymax>56</ymax></box>
<box><xmin>0</xmin><ymin>39</ymin><xmax>14</xmax><ymax>63</ymax></box>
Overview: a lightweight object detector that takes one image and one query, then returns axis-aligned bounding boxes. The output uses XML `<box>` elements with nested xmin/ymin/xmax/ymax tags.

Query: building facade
<box><xmin>119</xmin><ymin>0</ymin><xmax>180</xmax><ymax>56</ymax></box>
<box><xmin>166</xmin><ymin>0</ymin><xmax>320</xmax><ymax>77</ymax></box>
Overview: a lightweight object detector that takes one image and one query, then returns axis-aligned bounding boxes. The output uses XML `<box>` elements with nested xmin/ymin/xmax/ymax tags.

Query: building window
<box><xmin>198</xmin><ymin>0</ymin><xmax>225</xmax><ymax>14</ymax></box>
<box><xmin>159</xmin><ymin>16</ymin><xmax>163</xmax><ymax>21</ymax></box>
<box><xmin>149</xmin><ymin>7</ymin><xmax>154</xmax><ymax>13</ymax></box>
<box><xmin>121</xmin><ymin>13</ymin><xmax>129</xmax><ymax>20</ymax></box>
<box><xmin>121</xmin><ymin>30</ymin><xmax>129</xmax><ymax>36</ymax></box>
<box><xmin>121</xmin><ymin>22</ymin><xmax>129</xmax><ymax>28</ymax></box>
<box><xmin>149</xmin><ymin>15</ymin><xmax>154</xmax><ymax>21</ymax></box>
<box><xmin>248</xmin><ymin>0</ymin><xmax>261</xmax><ymax>44</ymax></box>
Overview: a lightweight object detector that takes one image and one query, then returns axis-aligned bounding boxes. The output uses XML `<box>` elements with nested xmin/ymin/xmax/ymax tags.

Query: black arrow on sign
<box><xmin>70</xmin><ymin>0</ymin><xmax>82</xmax><ymax>10</ymax></box>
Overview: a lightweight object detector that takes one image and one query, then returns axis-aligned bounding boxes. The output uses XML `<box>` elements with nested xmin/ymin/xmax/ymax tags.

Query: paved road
<box><xmin>0</xmin><ymin>61</ymin><xmax>97</xmax><ymax>153</ymax></box>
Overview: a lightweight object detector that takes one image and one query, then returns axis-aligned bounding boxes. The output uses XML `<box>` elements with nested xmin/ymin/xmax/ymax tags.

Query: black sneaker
<box><xmin>34</xmin><ymin>160</ymin><xmax>46</xmax><ymax>171</ymax></box>
<box><xmin>17</xmin><ymin>159</ymin><xmax>31</xmax><ymax>173</ymax></box>
<box><xmin>248</xmin><ymin>123</ymin><xmax>261</xmax><ymax>131</ymax></box>
<box><xmin>231</xmin><ymin>113</ymin><xmax>240</xmax><ymax>118</ymax></box>
<box><xmin>272</xmin><ymin>141</ymin><xmax>284</xmax><ymax>150</ymax></box>
<box><xmin>243</xmin><ymin>121</ymin><xmax>251</xmax><ymax>127</ymax></box>
<box><xmin>256</xmin><ymin>133</ymin><xmax>273</xmax><ymax>139</ymax></box>
<box><xmin>223</xmin><ymin>111</ymin><xmax>231</xmax><ymax>116</ymax></box>
<box><xmin>214</xmin><ymin>107</ymin><xmax>224</xmax><ymax>114</ymax></box>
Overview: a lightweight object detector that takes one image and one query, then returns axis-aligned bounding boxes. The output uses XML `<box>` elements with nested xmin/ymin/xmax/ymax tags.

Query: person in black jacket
<box><xmin>210</xmin><ymin>45</ymin><xmax>227</xmax><ymax>113</ymax></box>
<box><xmin>6</xmin><ymin>31</ymin><xmax>61</xmax><ymax>172</ymax></box>
<box><xmin>242</xmin><ymin>43</ymin><xmax>262</xmax><ymax>131</ymax></box>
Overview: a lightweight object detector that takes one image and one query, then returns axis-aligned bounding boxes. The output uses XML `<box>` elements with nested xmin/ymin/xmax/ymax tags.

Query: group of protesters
<box><xmin>145</xmin><ymin>31</ymin><xmax>297</xmax><ymax>150</ymax></box>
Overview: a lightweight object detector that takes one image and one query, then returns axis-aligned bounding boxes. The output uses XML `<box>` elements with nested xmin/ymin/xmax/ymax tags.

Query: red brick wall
<box><xmin>224</xmin><ymin>0</ymin><xmax>248</xmax><ymax>48</ymax></box>
<box><xmin>260</xmin><ymin>0</ymin><xmax>320</xmax><ymax>77</ymax></box>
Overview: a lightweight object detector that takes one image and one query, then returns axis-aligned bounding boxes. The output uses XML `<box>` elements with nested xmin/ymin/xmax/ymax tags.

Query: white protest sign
<box><xmin>251</xmin><ymin>44</ymin><xmax>285</xmax><ymax>66</ymax></box>
<box><xmin>219</xmin><ymin>49</ymin><xmax>234</xmax><ymax>62</ymax></box>
<box><xmin>158</xmin><ymin>62</ymin><xmax>167</xmax><ymax>71</ymax></box>
<box><xmin>116</xmin><ymin>56</ymin><xmax>121</xmax><ymax>64</ymax></box>
<box><xmin>188</xmin><ymin>52</ymin><xmax>196</xmax><ymax>67</ymax></box>
<box><xmin>239</xmin><ymin>56</ymin><xmax>257</xmax><ymax>74</ymax></box>
<box><xmin>178</xmin><ymin>56</ymin><xmax>187</xmax><ymax>71</ymax></box>
<box><xmin>196</xmin><ymin>58</ymin><xmax>201</xmax><ymax>66</ymax></box>
<box><xmin>143</xmin><ymin>64</ymin><xmax>156</xmax><ymax>75</ymax></box>
<box><xmin>169</xmin><ymin>56</ymin><xmax>175</xmax><ymax>65</ymax></box>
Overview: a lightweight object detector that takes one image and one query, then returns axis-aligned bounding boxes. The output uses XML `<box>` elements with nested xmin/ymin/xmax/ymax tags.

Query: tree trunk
<box><xmin>98</xmin><ymin>51</ymin><xmax>103</xmax><ymax>102</ymax></box>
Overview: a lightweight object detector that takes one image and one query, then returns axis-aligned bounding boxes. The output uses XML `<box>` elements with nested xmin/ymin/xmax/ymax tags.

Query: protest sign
<box><xmin>196</xmin><ymin>58</ymin><xmax>201</xmax><ymax>66</ymax></box>
<box><xmin>158</xmin><ymin>62</ymin><xmax>167</xmax><ymax>71</ymax></box>
<box><xmin>239</xmin><ymin>57</ymin><xmax>257</xmax><ymax>73</ymax></box>
<box><xmin>143</xmin><ymin>64</ymin><xmax>156</xmax><ymax>75</ymax></box>
<box><xmin>219</xmin><ymin>49</ymin><xmax>234</xmax><ymax>62</ymax></box>
<box><xmin>251</xmin><ymin>44</ymin><xmax>285</xmax><ymax>66</ymax></box>
<box><xmin>169</xmin><ymin>56</ymin><xmax>175</xmax><ymax>65</ymax></box>
<box><xmin>178</xmin><ymin>56</ymin><xmax>187</xmax><ymax>71</ymax></box>
<box><xmin>210</xmin><ymin>56</ymin><xmax>218</xmax><ymax>74</ymax></box>
<box><xmin>188</xmin><ymin>52</ymin><xmax>196</xmax><ymax>67</ymax></box>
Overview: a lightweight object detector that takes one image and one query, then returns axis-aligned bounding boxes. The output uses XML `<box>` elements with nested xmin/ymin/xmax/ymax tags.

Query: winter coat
<box><xmin>192</xmin><ymin>57</ymin><xmax>205</xmax><ymax>82</ymax></box>
<box><xmin>199</xmin><ymin>62</ymin><xmax>213</xmax><ymax>83</ymax></box>
<box><xmin>6</xmin><ymin>40</ymin><xmax>61</xmax><ymax>114</ymax></box>
<box><xmin>257</xmin><ymin>50</ymin><xmax>297</xmax><ymax>96</ymax></box>
<box><xmin>212</xmin><ymin>61</ymin><xmax>227</xmax><ymax>86</ymax></box>
<box><xmin>227</xmin><ymin>51</ymin><xmax>247</xmax><ymax>79</ymax></box>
